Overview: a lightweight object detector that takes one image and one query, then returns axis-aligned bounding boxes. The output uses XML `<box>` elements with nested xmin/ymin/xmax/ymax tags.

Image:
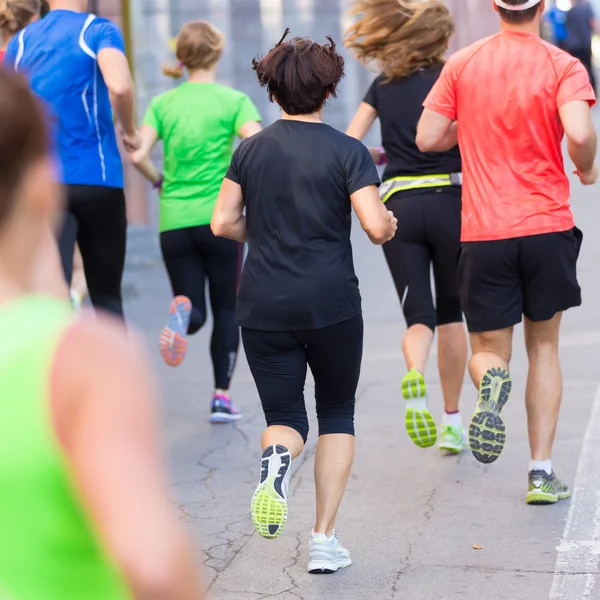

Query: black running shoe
<box><xmin>526</xmin><ymin>470</ymin><xmax>571</xmax><ymax>505</ymax></box>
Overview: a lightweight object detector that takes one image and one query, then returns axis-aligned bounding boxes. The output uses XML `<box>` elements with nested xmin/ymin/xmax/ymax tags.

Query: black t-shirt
<box><xmin>226</xmin><ymin>120</ymin><xmax>380</xmax><ymax>331</ymax></box>
<box><xmin>364</xmin><ymin>67</ymin><xmax>462</xmax><ymax>182</ymax></box>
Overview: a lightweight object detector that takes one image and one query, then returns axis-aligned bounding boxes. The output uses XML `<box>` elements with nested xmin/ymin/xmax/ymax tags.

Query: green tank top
<box><xmin>0</xmin><ymin>296</ymin><xmax>130</xmax><ymax>600</ymax></box>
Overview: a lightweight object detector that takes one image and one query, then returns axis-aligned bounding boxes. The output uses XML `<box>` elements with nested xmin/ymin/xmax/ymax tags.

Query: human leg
<box><xmin>427</xmin><ymin>189</ymin><xmax>466</xmax><ymax>414</ymax></box>
<box><xmin>304</xmin><ymin>316</ymin><xmax>362</xmax><ymax>573</ymax></box>
<box><xmin>521</xmin><ymin>228</ymin><xmax>582</xmax><ymax>503</ymax></box>
<box><xmin>69</xmin><ymin>243</ymin><xmax>88</xmax><ymax>310</ymax></box>
<box><xmin>72</xmin><ymin>186</ymin><xmax>126</xmax><ymax>318</ymax></box>
<box><xmin>383</xmin><ymin>193</ymin><xmax>437</xmax><ymax>447</ymax></box>
<box><xmin>524</xmin><ymin>315</ymin><xmax>563</xmax><ymax>463</ymax></box>
<box><xmin>467</xmin><ymin>329</ymin><xmax>514</xmax><ymax>464</ymax></box>
<box><xmin>384</xmin><ymin>195</ymin><xmax>436</xmax><ymax>371</ymax></box>
<box><xmin>436</xmin><ymin>324</ymin><xmax>467</xmax><ymax>413</ymax></box>
<box><xmin>304</xmin><ymin>316</ymin><xmax>362</xmax><ymax>537</ymax></box>
<box><xmin>57</xmin><ymin>208</ymin><xmax>78</xmax><ymax>286</ymax></box>
<box><xmin>159</xmin><ymin>228</ymin><xmax>207</xmax><ymax>367</ymax></box>
<box><xmin>199</xmin><ymin>226</ymin><xmax>243</xmax><ymax>395</ymax></box>
<box><xmin>425</xmin><ymin>189</ymin><xmax>468</xmax><ymax>451</ymax></box>
<box><xmin>459</xmin><ymin>239</ymin><xmax>524</xmax><ymax>463</ymax></box>
<box><xmin>242</xmin><ymin>327</ymin><xmax>309</xmax><ymax>539</ymax></box>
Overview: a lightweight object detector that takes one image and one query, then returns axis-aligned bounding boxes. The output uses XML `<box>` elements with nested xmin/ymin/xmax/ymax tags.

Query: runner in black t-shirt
<box><xmin>211</xmin><ymin>30</ymin><xmax>397</xmax><ymax>573</ymax></box>
<box><xmin>345</xmin><ymin>0</ymin><xmax>468</xmax><ymax>454</ymax></box>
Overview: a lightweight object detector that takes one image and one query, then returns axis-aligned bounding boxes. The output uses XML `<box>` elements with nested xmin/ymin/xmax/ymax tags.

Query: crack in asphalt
<box><xmin>391</xmin><ymin>487</ymin><xmax>438</xmax><ymax>598</ymax></box>
<box><xmin>180</xmin><ymin>380</ymin><xmax>379</xmax><ymax>595</ymax></box>
<box><xmin>263</xmin><ymin>531</ymin><xmax>304</xmax><ymax>599</ymax></box>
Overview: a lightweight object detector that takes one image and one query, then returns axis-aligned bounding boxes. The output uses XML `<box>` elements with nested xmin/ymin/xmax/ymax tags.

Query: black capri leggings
<box><xmin>160</xmin><ymin>225</ymin><xmax>242</xmax><ymax>390</ymax></box>
<box><xmin>59</xmin><ymin>185</ymin><xmax>126</xmax><ymax>318</ymax></box>
<box><xmin>383</xmin><ymin>187</ymin><xmax>463</xmax><ymax>332</ymax></box>
<box><xmin>242</xmin><ymin>315</ymin><xmax>364</xmax><ymax>443</ymax></box>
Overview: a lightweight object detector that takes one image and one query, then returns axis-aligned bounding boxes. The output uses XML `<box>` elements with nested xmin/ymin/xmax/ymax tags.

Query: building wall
<box><xmin>100</xmin><ymin>0</ymin><xmax>500</xmax><ymax>227</ymax></box>
<box><xmin>447</xmin><ymin>0</ymin><xmax>498</xmax><ymax>51</ymax></box>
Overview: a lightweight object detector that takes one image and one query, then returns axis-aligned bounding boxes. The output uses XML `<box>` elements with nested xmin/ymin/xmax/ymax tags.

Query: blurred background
<box><xmin>97</xmin><ymin>0</ymin><xmax>499</xmax><ymax>228</ymax></box>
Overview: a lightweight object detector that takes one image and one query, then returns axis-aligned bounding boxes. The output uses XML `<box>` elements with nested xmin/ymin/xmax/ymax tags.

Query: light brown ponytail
<box><xmin>163</xmin><ymin>21</ymin><xmax>225</xmax><ymax>79</ymax></box>
<box><xmin>0</xmin><ymin>0</ymin><xmax>40</xmax><ymax>36</ymax></box>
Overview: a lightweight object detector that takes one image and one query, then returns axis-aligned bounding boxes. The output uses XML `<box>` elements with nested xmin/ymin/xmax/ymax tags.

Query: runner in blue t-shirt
<box><xmin>546</xmin><ymin>2</ymin><xmax>568</xmax><ymax>48</ymax></box>
<box><xmin>4</xmin><ymin>0</ymin><xmax>140</xmax><ymax>318</ymax></box>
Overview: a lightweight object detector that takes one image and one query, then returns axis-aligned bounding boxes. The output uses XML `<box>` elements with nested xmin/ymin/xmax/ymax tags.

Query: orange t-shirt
<box><xmin>423</xmin><ymin>30</ymin><xmax>596</xmax><ymax>242</ymax></box>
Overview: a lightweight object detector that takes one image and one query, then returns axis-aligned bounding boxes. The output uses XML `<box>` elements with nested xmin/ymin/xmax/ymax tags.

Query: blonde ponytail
<box><xmin>163</xmin><ymin>21</ymin><xmax>225</xmax><ymax>79</ymax></box>
<box><xmin>0</xmin><ymin>0</ymin><xmax>40</xmax><ymax>35</ymax></box>
<box><xmin>162</xmin><ymin>61</ymin><xmax>184</xmax><ymax>79</ymax></box>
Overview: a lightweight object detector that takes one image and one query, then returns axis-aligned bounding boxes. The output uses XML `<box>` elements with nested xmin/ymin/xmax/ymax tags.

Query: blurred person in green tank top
<box><xmin>130</xmin><ymin>20</ymin><xmax>262</xmax><ymax>424</ymax></box>
<box><xmin>0</xmin><ymin>70</ymin><xmax>203</xmax><ymax>599</ymax></box>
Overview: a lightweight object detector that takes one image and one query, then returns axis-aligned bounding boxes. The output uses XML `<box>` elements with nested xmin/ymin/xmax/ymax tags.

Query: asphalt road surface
<box><xmin>122</xmin><ymin>154</ymin><xmax>600</xmax><ymax>600</ymax></box>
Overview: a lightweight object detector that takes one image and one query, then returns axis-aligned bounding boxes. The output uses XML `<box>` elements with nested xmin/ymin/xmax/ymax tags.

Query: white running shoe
<box><xmin>438</xmin><ymin>424</ymin><xmax>468</xmax><ymax>454</ymax></box>
<box><xmin>69</xmin><ymin>289</ymin><xmax>82</xmax><ymax>312</ymax></box>
<box><xmin>308</xmin><ymin>531</ymin><xmax>352</xmax><ymax>574</ymax></box>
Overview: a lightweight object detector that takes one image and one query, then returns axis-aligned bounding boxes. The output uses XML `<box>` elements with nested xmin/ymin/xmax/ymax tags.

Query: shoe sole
<box><xmin>251</xmin><ymin>447</ymin><xmax>290</xmax><ymax>539</ymax></box>
<box><xmin>526</xmin><ymin>489</ymin><xmax>572</xmax><ymax>505</ymax></box>
<box><xmin>159</xmin><ymin>296</ymin><xmax>192</xmax><ymax>367</ymax></box>
<box><xmin>209</xmin><ymin>412</ymin><xmax>243</xmax><ymax>424</ymax></box>
<box><xmin>469</xmin><ymin>368</ymin><xmax>511</xmax><ymax>464</ymax></box>
<box><xmin>403</xmin><ymin>371</ymin><xmax>436</xmax><ymax>448</ymax></box>
<box><xmin>308</xmin><ymin>559</ymin><xmax>352</xmax><ymax>574</ymax></box>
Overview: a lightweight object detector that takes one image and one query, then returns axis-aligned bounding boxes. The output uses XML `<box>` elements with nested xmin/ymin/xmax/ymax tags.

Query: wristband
<box><xmin>153</xmin><ymin>174</ymin><xmax>164</xmax><ymax>190</ymax></box>
<box><xmin>375</xmin><ymin>146</ymin><xmax>387</xmax><ymax>166</ymax></box>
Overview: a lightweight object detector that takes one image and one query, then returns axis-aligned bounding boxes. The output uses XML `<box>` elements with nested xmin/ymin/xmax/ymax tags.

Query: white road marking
<box><xmin>549</xmin><ymin>385</ymin><xmax>600</xmax><ymax>599</ymax></box>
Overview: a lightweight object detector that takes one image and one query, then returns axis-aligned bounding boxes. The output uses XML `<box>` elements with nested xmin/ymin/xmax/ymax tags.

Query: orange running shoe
<box><xmin>159</xmin><ymin>296</ymin><xmax>192</xmax><ymax>367</ymax></box>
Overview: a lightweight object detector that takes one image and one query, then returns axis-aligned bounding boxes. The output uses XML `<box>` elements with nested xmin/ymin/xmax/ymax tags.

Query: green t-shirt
<box><xmin>143</xmin><ymin>82</ymin><xmax>261</xmax><ymax>232</ymax></box>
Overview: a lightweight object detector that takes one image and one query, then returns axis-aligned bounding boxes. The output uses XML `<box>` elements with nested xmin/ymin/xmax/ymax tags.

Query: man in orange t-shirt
<box><xmin>417</xmin><ymin>0</ymin><xmax>597</xmax><ymax>504</ymax></box>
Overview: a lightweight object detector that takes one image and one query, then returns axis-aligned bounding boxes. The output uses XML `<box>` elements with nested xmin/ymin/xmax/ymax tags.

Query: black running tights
<box><xmin>160</xmin><ymin>225</ymin><xmax>242</xmax><ymax>390</ymax></box>
<box><xmin>242</xmin><ymin>315</ymin><xmax>364</xmax><ymax>443</ymax></box>
<box><xmin>58</xmin><ymin>185</ymin><xmax>126</xmax><ymax>318</ymax></box>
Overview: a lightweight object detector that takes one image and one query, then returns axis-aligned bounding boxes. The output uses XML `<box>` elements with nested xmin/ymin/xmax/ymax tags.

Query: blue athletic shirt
<box><xmin>4</xmin><ymin>10</ymin><xmax>125</xmax><ymax>188</ymax></box>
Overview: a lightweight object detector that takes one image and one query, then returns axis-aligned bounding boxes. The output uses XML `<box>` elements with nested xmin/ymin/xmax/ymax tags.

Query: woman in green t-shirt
<box><xmin>131</xmin><ymin>21</ymin><xmax>261</xmax><ymax>424</ymax></box>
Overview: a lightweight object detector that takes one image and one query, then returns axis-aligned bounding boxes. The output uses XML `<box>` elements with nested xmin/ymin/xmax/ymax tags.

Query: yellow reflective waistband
<box><xmin>380</xmin><ymin>173</ymin><xmax>462</xmax><ymax>203</ymax></box>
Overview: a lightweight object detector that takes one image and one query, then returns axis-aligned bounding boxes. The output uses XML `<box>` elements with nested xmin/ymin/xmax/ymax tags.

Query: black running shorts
<box><xmin>458</xmin><ymin>228</ymin><xmax>583</xmax><ymax>333</ymax></box>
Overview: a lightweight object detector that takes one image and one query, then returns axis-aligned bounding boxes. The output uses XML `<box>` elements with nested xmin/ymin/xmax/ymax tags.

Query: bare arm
<box><xmin>347</xmin><ymin>104</ymin><xmax>387</xmax><ymax>165</ymax></box>
<box><xmin>346</xmin><ymin>102</ymin><xmax>378</xmax><ymax>142</ymax></box>
<box><xmin>211</xmin><ymin>178</ymin><xmax>247</xmax><ymax>242</ymax></box>
<box><xmin>97</xmin><ymin>48</ymin><xmax>139</xmax><ymax>150</ymax></box>
<box><xmin>559</xmin><ymin>100</ymin><xmax>598</xmax><ymax>182</ymax></box>
<box><xmin>350</xmin><ymin>185</ymin><xmax>397</xmax><ymax>245</ymax></box>
<box><xmin>416</xmin><ymin>109</ymin><xmax>458</xmax><ymax>153</ymax></box>
<box><xmin>130</xmin><ymin>125</ymin><xmax>162</xmax><ymax>186</ymax></box>
<box><xmin>55</xmin><ymin>320</ymin><xmax>203</xmax><ymax>599</ymax></box>
<box><xmin>238</xmin><ymin>121</ymin><xmax>262</xmax><ymax>139</ymax></box>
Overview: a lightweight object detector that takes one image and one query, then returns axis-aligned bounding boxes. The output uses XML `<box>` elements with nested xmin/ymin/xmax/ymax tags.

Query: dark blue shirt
<box><xmin>566</xmin><ymin>2</ymin><xmax>595</xmax><ymax>50</ymax></box>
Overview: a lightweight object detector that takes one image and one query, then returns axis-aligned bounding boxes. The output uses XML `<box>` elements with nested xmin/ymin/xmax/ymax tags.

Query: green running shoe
<box><xmin>251</xmin><ymin>445</ymin><xmax>291</xmax><ymax>539</ymax></box>
<box><xmin>526</xmin><ymin>470</ymin><xmax>571</xmax><ymax>505</ymax></box>
<box><xmin>469</xmin><ymin>367</ymin><xmax>511</xmax><ymax>464</ymax></box>
<box><xmin>403</xmin><ymin>369</ymin><xmax>437</xmax><ymax>448</ymax></box>
<box><xmin>438</xmin><ymin>424</ymin><xmax>467</xmax><ymax>454</ymax></box>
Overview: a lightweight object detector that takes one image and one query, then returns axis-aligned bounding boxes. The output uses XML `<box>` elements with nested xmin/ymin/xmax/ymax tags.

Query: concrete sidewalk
<box><xmin>121</xmin><ymin>167</ymin><xmax>600</xmax><ymax>600</ymax></box>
